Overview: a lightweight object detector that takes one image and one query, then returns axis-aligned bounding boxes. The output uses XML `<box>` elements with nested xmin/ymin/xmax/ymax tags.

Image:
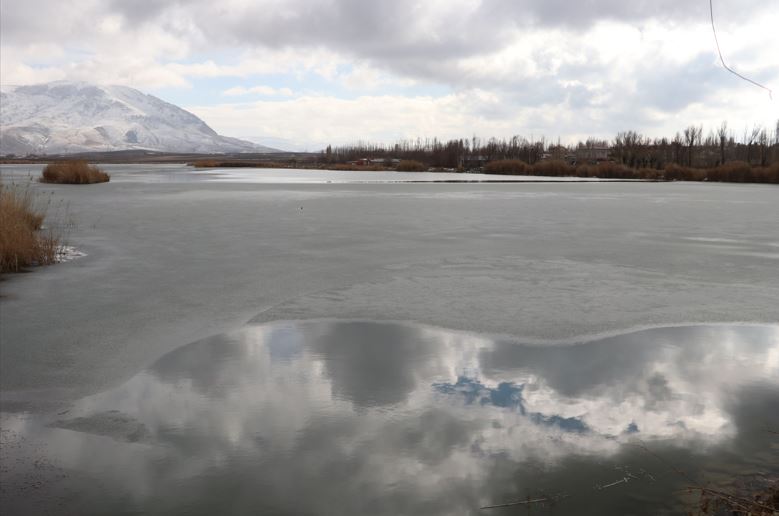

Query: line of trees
<box><xmin>320</xmin><ymin>121</ymin><xmax>779</xmax><ymax>174</ymax></box>
<box><xmin>323</xmin><ymin>136</ymin><xmax>549</xmax><ymax>169</ymax></box>
<box><xmin>612</xmin><ymin>121</ymin><xmax>778</xmax><ymax>169</ymax></box>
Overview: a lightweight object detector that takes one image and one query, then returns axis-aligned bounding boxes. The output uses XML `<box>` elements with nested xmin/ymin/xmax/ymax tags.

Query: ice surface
<box><xmin>1</xmin><ymin>164</ymin><xmax>778</xmax><ymax>411</ymax></box>
<box><xmin>2</xmin><ymin>321</ymin><xmax>777</xmax><ymax>515</ymax></box>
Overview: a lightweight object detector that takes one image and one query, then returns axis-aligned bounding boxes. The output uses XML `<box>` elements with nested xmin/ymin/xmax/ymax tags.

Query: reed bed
<box><xmin>40</xmin><ymin>161</ymin><xmax>110</xmax><ymax>184</ymax></box>
<box><xmin>395</xmin><ymin>160</ymin><xmax>427</xmax><ymax>172</ymax></box>
<box><xmin>0</xmin><ymin>184</ymin><xmax>61</xmax><ymax>273</ymax></box>
<box><xmin>482</xmin><ymin>159</ymin><xmax>779</xmax><ymax>183</ymax></box>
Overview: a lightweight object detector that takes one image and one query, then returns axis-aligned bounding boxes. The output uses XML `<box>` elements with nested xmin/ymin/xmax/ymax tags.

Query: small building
<box><xmin>575</xmin><ymin>146</ymin><xmax>610</xmax><ymax>162</ymax></box>
<box><xmin>462</xmin><ymin>156</ymin><xmax>488</xmax><ymax>169</ymax></box>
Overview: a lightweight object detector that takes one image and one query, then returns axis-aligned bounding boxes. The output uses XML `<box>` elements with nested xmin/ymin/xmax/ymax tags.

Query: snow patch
<box><xmin>56</xmin><ymin>246</ymin><xmax>86</xmax><ymax>263</ymax></box>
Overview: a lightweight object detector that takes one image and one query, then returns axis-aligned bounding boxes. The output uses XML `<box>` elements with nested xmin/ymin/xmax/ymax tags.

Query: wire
<box><xmin>709</xmin><ymin>0</ymin><xmax>773</xmax><ymax>99</ymax></box>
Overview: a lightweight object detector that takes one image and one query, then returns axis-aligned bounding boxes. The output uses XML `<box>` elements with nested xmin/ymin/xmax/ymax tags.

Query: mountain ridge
<box><xmin>0</xmin><ymin>81</ymin><xmax>281</xmax><ymax>155</ymax></box>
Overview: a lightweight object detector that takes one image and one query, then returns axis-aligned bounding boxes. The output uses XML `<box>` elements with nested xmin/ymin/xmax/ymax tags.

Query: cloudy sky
<box><xmin>2</xmin><ymin>0</ymin><xmax>778</xmax><ymax>150</ymax></box>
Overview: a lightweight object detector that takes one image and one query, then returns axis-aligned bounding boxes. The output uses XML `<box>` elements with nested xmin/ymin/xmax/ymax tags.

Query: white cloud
<box><xmin>188</xmin><ymin>92</ymin><xmax>582</xmax><ymax>147</ymax></box>
<box><xmin>1</xmin><ymin>0</ymin><xmax>778</xmax><ymax>146</ymax></box>
<box><xmin>222</xmin><ymin>86</ymin><xmax>293</xmax><ymax>96</ymax></box>
<box><xmin>189</xmin><ymin>78</ymin><xmax>779</xmax><ymax>149</ymax></box>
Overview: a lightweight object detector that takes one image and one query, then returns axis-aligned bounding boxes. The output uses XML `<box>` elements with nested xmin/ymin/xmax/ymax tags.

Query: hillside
<box><xmin>0</xmin><ymin>81</ymin><xmax>280</xmax><ymax>155</ymax></box>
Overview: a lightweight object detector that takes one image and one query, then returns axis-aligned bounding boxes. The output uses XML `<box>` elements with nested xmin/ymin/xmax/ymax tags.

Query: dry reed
<box><xmin>40</xmin><ymin>161</ymin><xmax>110</xmax><ymax>184</ymax></box>
<box><xmin>483</xmin><ymin>159</ymin><xmax>529</xmax><ymax>175</ymax></box>
<box><xmin>331</xmin><ymin>163</ymin><xmax>385</xmax><ymax>171</ymax></box>
<box><xmin>0</xmin><ymin>184</ymin><xmax>60</xmax><ymax>272</ymax></box>
<box><xmin>480</xmin><ymin>159</ymin><xmax>779</xmax><ymax>183</ymax></box>
<box><xmin>395</xmin><ymin>160</ymin><xmax>427</xmax><ymax>172</ymax></box>
<box><xmin>191</xmin><ymin>160</ymin><xmax>292</xmax><ymax>169</ymax></box>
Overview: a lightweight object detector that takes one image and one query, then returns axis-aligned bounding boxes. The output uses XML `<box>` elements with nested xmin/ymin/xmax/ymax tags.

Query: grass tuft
<box><xmin>40</xmin><ymin>161</ymin><xmax>110</xmax><ymax>184</ymax></box>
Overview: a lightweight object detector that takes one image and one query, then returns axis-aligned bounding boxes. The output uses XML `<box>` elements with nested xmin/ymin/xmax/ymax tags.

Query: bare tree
<box><xmin>745</xmin><ymin>125</ymin><xmax>762</xmax><ymax>164</ymax></box>
<box><xmin>683</xmin><ymin>125</ymin><xmax>702</xmax><ymax>167</ymax></box>
<box><xmin>758</xmin><ymin>128</ymin><xmax>769</xmax><ymax>167</ymax></box>
<box><xmin>717</xmin><ymin>121</ymin><xmax>728</xmax><ymax>165</ymax></box>
<box><xmin>672</xmin><ymin>132</ymin><xmax>683</xmax><ymax>165</ymax></box>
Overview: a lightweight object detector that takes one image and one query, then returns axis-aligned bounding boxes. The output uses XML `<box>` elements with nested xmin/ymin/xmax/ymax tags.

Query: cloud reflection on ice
<box><xmin>4</xmin><ymin>321</ymin><xmax>778</xmax><ymax>515</ymax></box>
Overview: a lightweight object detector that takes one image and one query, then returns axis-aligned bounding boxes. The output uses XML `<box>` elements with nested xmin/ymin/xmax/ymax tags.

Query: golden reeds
<box><xmin>0</xmin><ymin>184</ymin><xmax>60</xmax><ymax>272</ymax></box>
<box><xmin>40</xmin><ymin>161</ymin><xmax>110</xmax><ymax>184</ymax></box>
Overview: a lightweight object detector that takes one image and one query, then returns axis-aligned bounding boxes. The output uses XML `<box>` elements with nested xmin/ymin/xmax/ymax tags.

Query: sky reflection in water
<box><xmin>3</xmin><ymin>322</ymin><xmax>778</xmax><ymax>515</ymax></box>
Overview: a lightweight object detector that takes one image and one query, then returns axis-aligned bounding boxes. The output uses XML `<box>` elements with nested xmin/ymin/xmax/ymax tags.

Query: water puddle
<box><xmin>2</xmin><ymin>321</ymin><xmax>777</xmax><ymax>515</ymax></box>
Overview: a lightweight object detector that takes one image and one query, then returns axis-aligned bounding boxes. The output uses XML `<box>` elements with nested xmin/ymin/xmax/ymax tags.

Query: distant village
<box><xmin>320</xmin><ymin>124</ymin><xmax>779</xmax><ymax>182</ymax></box>
<box><xmin>330</xmin><ymin>123</ymin><xmax>778</xmax><ymax>172</ymax></box>
<box><xmin>346</xmin><ymin>144</ymin><xmax>611</xmax><ymax>171</ymax></box>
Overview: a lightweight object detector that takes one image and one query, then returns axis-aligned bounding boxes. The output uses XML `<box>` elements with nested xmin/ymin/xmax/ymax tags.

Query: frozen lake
<box><xmin>1</xmin><ymin>163</ymin><xmax>633</xmax><ymax>184</ymax></box>
<box><xmin>2</xmin><ymin>321</ymin><xmax>777</xmax><ymax>515</ymax></box>
<box><xmin>1</xmin><ymin>164</ymin><xmax>778</xmax><ymax>514</ymax></box>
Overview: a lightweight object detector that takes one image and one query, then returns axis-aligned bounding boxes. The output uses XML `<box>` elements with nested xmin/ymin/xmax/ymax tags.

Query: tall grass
<box><xmin>0</xmin><ymin>184</ymin><xmax>60</xmax><ymax>273</ymax></box>
<box><xmin>40</xmin><ymin>161</ymin><xmax>110</xmax><ymax>184</ymax></box>
<box><xmin>483</xmin><ymin>160</ymin><xmax>529</xmax><ymax>175</ymax></box>
<box><xmin>331</xmin><ymin>163</ymin><xmax>385</xmax><ymax>171</ymax></box>
<box><xmin>395</xmin><ymin>160</ymin><xmax>427</xmax><ymax>172</ymax></box>
<box><xmin>576</xmin><ymin>162</ymin><xmax>637</xmax><ymax>179</ymax></box>
<box><xmin>532</xmin><ymin>160</ymin><xmax>575</xmax><ymax>177</ymax></box>
<box><xmin>191</xmin><ymin>160</ymin><xmax>292</xmax><ymax>169</ymax></box>
<box><xmin>481</xmin><ymin>159</ymin><xmax>779</xmax><ymax>183</ymax></box>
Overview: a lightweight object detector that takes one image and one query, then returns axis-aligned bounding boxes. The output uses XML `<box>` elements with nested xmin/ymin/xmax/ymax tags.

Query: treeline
<box><xmin>611</xmin><ymin>122</ymin><xmax>778</xmax><ymax>169</ymax></box>
<box><xmin>323</xmin><ymin>136</ymin><xmax>548</xmax><ymax>168</ymax></box>
<box><xmin>319</xmin><ymin>121</ymin><xmax>779</xmax><ymax>182</ymax></box>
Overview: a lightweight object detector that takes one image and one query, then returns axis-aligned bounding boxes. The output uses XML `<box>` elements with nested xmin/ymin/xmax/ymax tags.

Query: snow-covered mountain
<box><xmin>0</xmin><ymin>81</ymin><xmax>280</xmax><ymax>155</ymax></box>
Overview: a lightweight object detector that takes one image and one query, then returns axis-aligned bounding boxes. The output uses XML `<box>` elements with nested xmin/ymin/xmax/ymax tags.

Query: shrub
<box><xmin>667</xmin><ymin>162</ymin><xmax>779</xmax><ymax>183</ymax></box>
<box><xmin>40</xmin><ymin>161</ymin><xmax>110</xmax><ymax>184</ymax></box>
<box><xmin>0</xmin><ymin>184</ymin><xmax>60</xmax><ymax>273</ymax></box>
<box><xmin>331</xmin><ymin>163</ymin><xmax>359</xmax><ymax>171</ymax></box>
<box><xmin>192</xmin><ymin>159</ymin><xmax>220</xmax><ymax>168</ymax></box>
<box><xmin>752</xmin><ymin>162</ymin><xmax>779</xmax><ymax>183</ymax></box>
<box><xmin>590</xmin><ymin>162</ymin><xmax>635</xmax><ymax>179</ymax></box>
<box><xmin>712</xmin><ymin>161</ymin><xmax>750</xmax><ymax>181</ymax></box>
<box><xmin>484</xmin><ymin>160</ymin><xmax>529</xmax><ymax>175</ymax></box>
<box><xmin>192</xmin><ymin>160</ymin><xmax>293</xmax><ymax>168</ymax></box>
<box><xmin>663</xmin><ymin>164</ymin><xmax>707</xmax><ymax>181</ymax></box>
<box><xmin>532</xmin><ymin>160</ymin><xmax>575</xmax><ymax>177</ymax></box>
<box><xmin>636</xmin><ymin>168</ymin><xmax>663</xmax><ymax>180</ymax></box>
<box><xmin>395</xmin><ymin>160</ymin><xmax>427</xmax><ymax>172</ymax></box>
<box><xmin>331</xmin><ymin>163</ymin><xmax>384</xmax><ymax>171</ymax></box>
